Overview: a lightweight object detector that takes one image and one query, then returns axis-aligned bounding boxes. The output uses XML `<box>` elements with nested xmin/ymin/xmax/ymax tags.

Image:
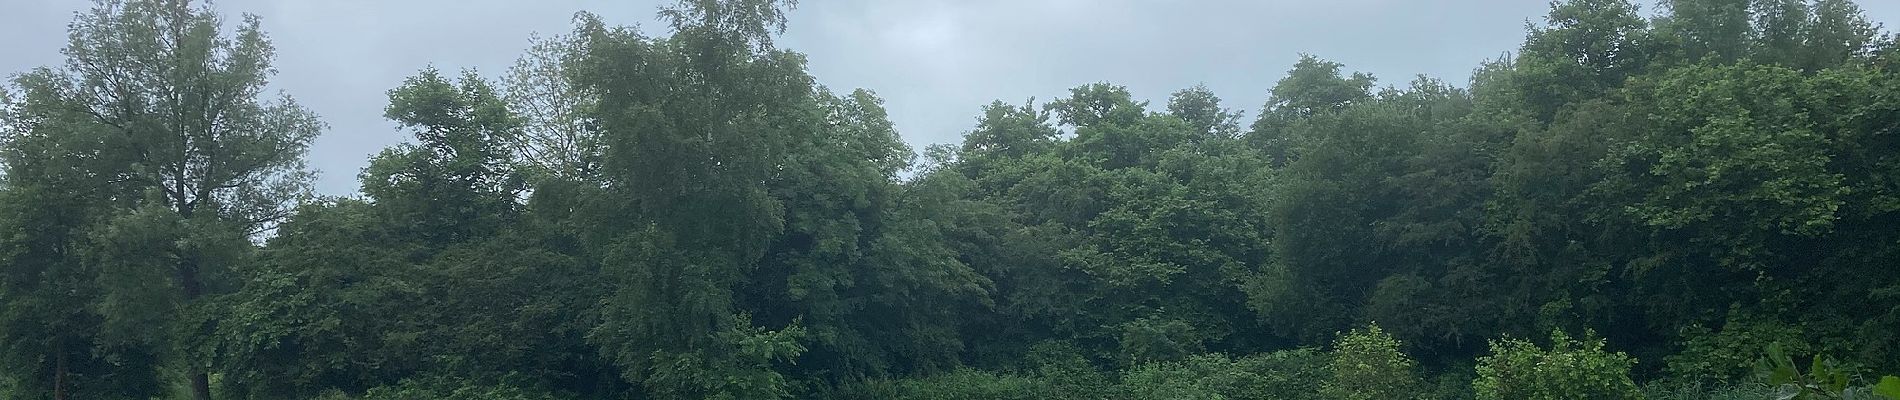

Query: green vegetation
<box><xmin>1474</xmin><ymin>331</ymin><xmax>1640</xmax><ymax>400</ymax></box>
<box><xmin>3</xmin><ymin>0</ymin><xmax>1900</xmax><ymax>398</ymax></box>
<box><xmin>1323</xmin><ymin>325</ymin><xmax>1423</xmax><ymax>400</ymax></box>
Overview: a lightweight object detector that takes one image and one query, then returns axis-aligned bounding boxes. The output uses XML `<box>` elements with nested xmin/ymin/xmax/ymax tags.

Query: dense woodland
<box><xmin>4</xmin><ymin>0</ymin><xmax>1900</xmax><ymax>398</ymax></box>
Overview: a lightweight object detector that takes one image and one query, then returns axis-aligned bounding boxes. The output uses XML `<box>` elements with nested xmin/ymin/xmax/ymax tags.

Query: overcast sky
<box><xmin>4</xmin><ymin>0</ymin><xmax>1897</xmax><ymax>195</ymax></box>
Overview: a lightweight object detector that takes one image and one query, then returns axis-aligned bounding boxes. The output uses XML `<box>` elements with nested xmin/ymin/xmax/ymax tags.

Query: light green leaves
<box><xmin>1874</xmin><ymin>376</ymin><xmax>1900</xmax><ymax>399</ymax></box>
<box><xmin>1474</xmin><ymin>330</ymin><xmax>1640</xmax><ymax>400</ymax></box>
<box><xmin>1324</xmin><ymin>324</ymin><xmax>1424</xmax><ymax>400</ymax></box>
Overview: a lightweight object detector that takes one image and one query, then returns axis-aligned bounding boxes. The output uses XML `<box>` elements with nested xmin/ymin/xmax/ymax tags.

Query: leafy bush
<box><xmin>1639</xmin><ymin>381</ymin><xmax>1777</xmax><ymax>400</ymax></box>
<box><xmin>1323</xmin><ymin>324</ymin><xmax>1424</xmax><ymax>400</ymax></box>
<box><xmin>1666</xmin><ymin>309</ymin><xmax>1813</xmax><ymax>383</ymax></box>
<box><xmin>833</xmin><ymin>343</ymin><xmax>1112</xmax><ymax>400</ymax></box>
<box><xmin>326</xmin><ymin>376</ymin><xmax>571</xmax><ymax>400</ymax></box>
<box><xmin>1120</xmin><ymin>349</ymin><xmax>1327</xmax><ymax>400</ymax></box>
<box><xmin>851</xmin><ymin>369</ymin><xmax>1057</xmax><ymax>400</ymax></box>
<box><xmin>1025</xmin><ymin>341</ymin><xmax>1115</xmax><ymax>399</ymax></box>
<box><xmin>1118</xmin><ymin>314</ymin><xmax>1205</xmax><ymax>365</ymax></box>
<box><xmin>1233</xmin><ymin>348</ymin><xmax>1331</xmax><ymax>400</ymax></box>
<box><xmin>1427</xmin><ymin>367</ymin><xmax>1478</xmax><ymax>400</ymax></box>
<box><xmin>1877</xmin><ymin>377</ymin><xmax>1900</xmax><ymax>399</ymax></box>
<box><xmin>1753</xmin><ymin>343</ymin><xmax>1900</xmax><ymax>400</ymax></box>
<box><xmin>1120</xmin><ymin>358</ymin><xmax>1226</xmax><ymax>400</ymax></box>
<box><xmin>1473</xmin><ymin>330</ymin><xmax>1639</xmax><ymax>400</ymax></box>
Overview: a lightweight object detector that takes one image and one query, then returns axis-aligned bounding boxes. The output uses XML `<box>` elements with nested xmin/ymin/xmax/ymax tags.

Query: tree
<box><xmin>1802</xmin><ymin>0</ymin><xmax>1880</xmax><ymax>69</ymax></box>
<box><xmin>1657</xmin><ymin>0</ymin><xmax>1755</xmax><ymax>63</ymax></box>
<box><xmin>208</xmin><ymin>200</ymin><xmax>414</xmax><ymax>398</ymax></box>
<box><xmin>1166</xmin><ymin>84</ymin><xmax>1244</xmax><ymax>139</ymax></box>
<box><xmin>503</xmin><ymin>30</ymin><xmax>600</xmax><ymax>181</ymax></box>
<box><xmin>567</xmin><ymin>1</ymin><xmax>820</xmax><ymax>395</ymax></box>
<box><xmin>1750</xmin><ymin>0</ymin><xmax>1811</xmax><ymax>66</ymax></box>
<box><xmin>742</xmin><ymin>89</ymin><xmax>991</xmax><ymax>383</ymax></box>
<box><xmin>364</xmin><ymin>68</ymin><xmax>523</xmax><ymax>249</ymax></box>
<box><xmin>953</xmin><ymin>100</ymin><xmax>1060</xmax><ymax>193</ymax></box>
<box><xmin>1514</xmin><ymin>0</ymin><xmax>1649</xmax><ymax>122</ymax></box>
<box><xmin>1248</xmin><ymin>55</ymin><xmax>1375</xmax><ymax>165</ymax></box>
<box><xmin>210</xmin><ymin>67</ymin><xmax>611</xmax><ymax>398</ymax></box>
<box><xmin>2</xmin><ymin>1</ymin><xmax>319</xmax><ymax>398</ymax></box>
<box><xmin>0</xmin><ymin>90</ymin><xmax>162</xmax><ymax>399</ymax></box>
<box><xmin>1247</xmin><ymin>71</ymin><xmax>1438</xmax><ymax>343</ymax></box>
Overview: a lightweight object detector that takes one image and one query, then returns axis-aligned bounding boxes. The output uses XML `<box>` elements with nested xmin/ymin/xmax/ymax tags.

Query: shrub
<box><xmin>1232</xmin><ymin>348</ymin><xmax>1330</xmax><ymax>400</ymax></box>
<box><xmin>1427</xmin><ymin>367</ymin><xmax>1478</xmax><ymax>400</ymax></box>
<box><xmin>1473</xmin><ymin>330</ymin><xmax>1639</xmax><ymax>400</ymax></box>
<box><xmin>1753</xmin><ymin>343</ymin><xmax>1900</xmax><ymax>400</ymax></box>
<box><xmin>1120</xmin><ymin>357</ymin><xmax>1228</xmax><ymax>400</ymax></box>
<box><xmin>1120</xmin><ymin>349</ymin><xmax>1328</xmax><ymax>400</ymax></box>
<box><xmin>1026</xmin><ymin>341</ymin><xmax>1115</xmax><ymax>399</ymax></box>
<box><xmin>1323</xmin><ymin>324</ymin><xmax>1424</xmax><ymax>400</ymax></box>
<box><xmin>1665</xmin><ymin>309</ymin><xmax>1812</xmax><ymax>383</ymax></box>
<box><xmin>1639</xmin><ymin>380</ymin><xmax>1777</xmax><ymax>400</ymax></box>
<box><xmin>852</xmin><ymin>369</ymin><xmax>1056</xmax><ymax>400</ymax></box>
<box><xmin>341</xmin><ymin>376</ymin><xmax>570</xmax><ymax>400</ymax></box>
<box><xmin>1118</xmin><ymin>314</ymin><xmax>1205</xmax><ymax>365</ymax></box>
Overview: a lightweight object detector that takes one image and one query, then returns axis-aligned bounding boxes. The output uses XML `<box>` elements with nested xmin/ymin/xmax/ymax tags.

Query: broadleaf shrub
<box><xmin>1323</xmin><ymin>324</ymin><xmax>1423</xmax><ymax>400</ymax></box>
<box><xmin>1473</xmin><ymin>330</ymin><xmax>1639</xmax><ymax>400</ymax></box>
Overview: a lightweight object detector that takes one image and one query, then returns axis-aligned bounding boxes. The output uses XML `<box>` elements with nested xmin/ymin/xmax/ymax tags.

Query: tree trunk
<box><xmin>178</xmin><ymin>256</ymin><xmax>213</xmax><ymax>400</ymax></box>
<box><xmin>53</xmin><ymin>341</ymin><xmax>67</xmax><ymax>400</ymax></box>
<box><xmin>189</xmin><ymin>368</ymin><xmax>212</xmax><ymax>400</ymax></box>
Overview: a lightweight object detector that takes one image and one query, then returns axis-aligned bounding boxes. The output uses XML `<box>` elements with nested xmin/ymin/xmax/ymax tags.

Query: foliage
<box><xmin>1639</xmin><ymin>381</ymin><xmax>1778</xmax><ymax>400</ymax></box>
<box><xmin>1667</xmin><ymin>310</ymin><xmax>1814</xmax><ymax>383</ymax></box>
<box><xmin>1</xmin><ymin>0</ymin><xmax>318</xmax><ymax>398</ymax></box>
<box><xmin>1120</xmin><ymin>350</ymin><xmax>1327</xmax><ymax>400</ymax></box>
<box><xmin>342</xmin><ymin>376</ymin><xmax>572</xmax><ymax>400</ymax></box>
<box><xmin>1753</xmin><ymin>343</ymin><xmax>1895</xmax><ymax>400</ymax></box>
<box><xmin>1</xmin><ymin>0</ymin><xmax>1899</xmax><ymax>399</ymax></box>
<box><xmin>1473</xmin><ymin>331</ymin><xmax>1640</xmax><ymax>400</ymax></box>
<box><xmin>1323</xmin><ymin>324</ymin><xmax>1424</xmax><ymax>400</ymax></box>
<box><xmin>839</xmin><ymin>369</ymin><xmax>1056</xmax><ymax>400</ymax></box>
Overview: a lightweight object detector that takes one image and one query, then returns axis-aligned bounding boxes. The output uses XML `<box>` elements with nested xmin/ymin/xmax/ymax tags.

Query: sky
<box><xmin>4</xmin><ymin>0</ymin><xmax>1898</xmax><ymax>196</ymax></box>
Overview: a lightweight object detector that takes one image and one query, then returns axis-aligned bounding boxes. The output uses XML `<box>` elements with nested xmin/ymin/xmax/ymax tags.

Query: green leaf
<box><xmin>1874</xmin><ymin>376</ymin><xmax>1900</xmax><ymax>400</ymax></box>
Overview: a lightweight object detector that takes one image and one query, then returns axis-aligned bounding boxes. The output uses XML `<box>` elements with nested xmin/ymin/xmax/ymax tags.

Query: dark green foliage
<box><xmin>345</xmin><ymin>376</ymin><xmax>574</xmax><ymax>400</ymax></box>
<box><xmin>833</xmin><ymin>348</ymin><xmax>1325</xmax><ymax>400</ymax></box>
<box><xmin>1</xmin><ymin>0</ymin><xmax>318</xmax><ymax>397</ymax></box>
<box><xmin>1121</xmin><ymin>351</ymin><xmax>1328</xmax><ymax>400</ymax></box>
<box><xmin>836</xmin><ymin>369</ymin><xmax>1058</xmax><ymax>400</ymax></box>
<box><xmin>1666</xmin><ymin>310</ymin><xmax>1814</xmax><ymax>383</ymax></box>
<box><xmin>367</xmin><ymin>68</ymin><xmax>524</xmax><ymax>247</ymax></box>
<box><xmin>1639</xmin><ymin>381</ymin><xmax>1778</xmax><ymax>400</ymax></box>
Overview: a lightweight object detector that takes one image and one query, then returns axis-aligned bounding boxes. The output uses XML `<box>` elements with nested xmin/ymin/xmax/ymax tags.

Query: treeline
<box><xmin>2</xmin><ymin>0</ymin><xmax>1900</xmax><ymax>399</ymax></box>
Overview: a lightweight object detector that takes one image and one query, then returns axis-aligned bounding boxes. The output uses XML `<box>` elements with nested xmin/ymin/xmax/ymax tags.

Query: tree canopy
<box><xmin>3</xmin><ymin>0</ymin><xmax>1900</xmax><ymax>399</ymax></box>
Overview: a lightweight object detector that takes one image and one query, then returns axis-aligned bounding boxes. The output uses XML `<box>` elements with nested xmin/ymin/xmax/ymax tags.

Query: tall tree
<box><xmin>567</xmin><ymin>0</ymin><xmax>814</xmax><ymax>396</ymax></box>
<box><xmin>743</xmin><ymin>89</ymin><xmax>990</xmax><ymax>383</ymax></box>
<box><xmin>1166</xmin><ymin>84</ymin><xmax>1244</xmax><ymax>139</ymax></box>
<box><xmin>1247</xmin><ymin>55</ymin><xmax>1376</xmax><ymax>165</ymax></box>
<box><xmin>503</xmin><ymin>31</ymin><xmax>601</xmax><ymax>181</ymax></box>
<box><xmin>1514</xmin><ymin>0</ymin><xmax>1649</xmax><ymax>122</ymax></box>
<box><xmin>1</xmin><ymin>71</ymin><xmax>162</xmax><ymax>400</ymax></box>
<box><xmin>1658</xmin><ymin>0</ymin><xmax>1756</xmax><ymax>63</ymax></box>
<box><xmin>364</xmin><ymin>68</ymin><xmax>523</xmax><ymax>249</ymax></box>
<box><xmin>2</xmin><ymin>1</ymin><xmax>318</xmax><ymax>398</ymax></box>
<box><xmin>1803</xmin><ymin>0</ymin><xmax>1881</xmax><ymax>69</ymax></box>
